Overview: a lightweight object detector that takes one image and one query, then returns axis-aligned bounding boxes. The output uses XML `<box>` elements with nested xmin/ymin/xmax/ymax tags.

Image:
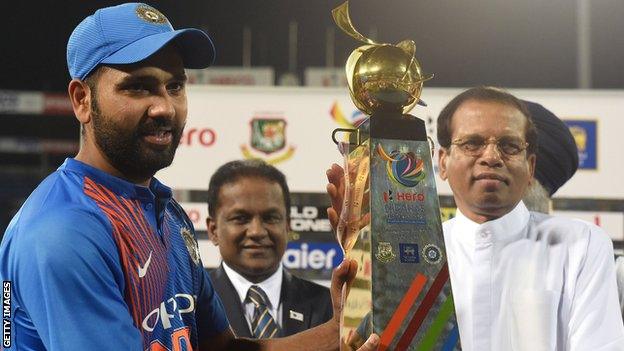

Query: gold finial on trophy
<box><xmin>332</xmin><ymin>1</ymin><xmax>433</xmax><ymax>116</ymax></box>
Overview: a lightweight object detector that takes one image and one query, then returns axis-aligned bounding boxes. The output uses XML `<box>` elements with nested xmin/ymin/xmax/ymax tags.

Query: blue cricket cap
<box><xmin>67</xmin><ymin>3</ymin><xmax>215</xmax><ymax>80</ymax></box>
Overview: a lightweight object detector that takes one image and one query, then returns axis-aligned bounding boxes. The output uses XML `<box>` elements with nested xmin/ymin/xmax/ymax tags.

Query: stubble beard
<box><xmin>90</xmin><ymin>97</ymin><xmax>183</xmax><ymax>181</ymax></box>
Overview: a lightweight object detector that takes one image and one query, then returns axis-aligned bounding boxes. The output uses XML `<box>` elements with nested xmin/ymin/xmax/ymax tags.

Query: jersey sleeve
<box><xmin>567</xmin><ymin>224</ymin><xmax>624</xmax><ymax>350</ymax></box>
<box><xmin>10</xmin><ymin>207</ymin><xmax>143</xmax><ymax>350</ymax></box>
<box><xmin>195</xmin><ymin>266</ymin><xmax>230</xmax><ymax>340</ymax></box>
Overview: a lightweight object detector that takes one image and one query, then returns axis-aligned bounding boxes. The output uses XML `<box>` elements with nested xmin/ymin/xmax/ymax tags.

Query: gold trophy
<box><xmin>331</xmin><ymin>2</ymin><xmax>460</xmax><ymax>350</ymax></box>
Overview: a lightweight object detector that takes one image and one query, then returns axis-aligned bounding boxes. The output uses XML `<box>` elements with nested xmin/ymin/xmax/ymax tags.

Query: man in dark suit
<box><xmin>206</xmin><ymin>159</ymin><xmax>332</xmax><ymax>338</ymax></box>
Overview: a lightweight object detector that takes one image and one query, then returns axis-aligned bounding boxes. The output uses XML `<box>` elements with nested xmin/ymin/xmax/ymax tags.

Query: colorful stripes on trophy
<box><xmin>379</xmin><ymin>264</ymin><xmax>459</xmax><ymax>351</ymax></box>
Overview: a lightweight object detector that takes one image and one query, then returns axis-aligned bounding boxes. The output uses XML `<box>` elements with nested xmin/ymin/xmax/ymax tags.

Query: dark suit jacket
<box><xmin>209</xmin><ymin>264</ymin><xmax>332</xmax><ymax>337</ymax></box>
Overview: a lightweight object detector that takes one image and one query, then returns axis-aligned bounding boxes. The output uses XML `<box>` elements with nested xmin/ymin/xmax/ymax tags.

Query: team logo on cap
<box><xmin>136</xmin><ymin>4</ymin><xmax>168</xmax><ymax>24</ymax></box>
<box><xmin>181</xmin><ymin>227</ymin><xmax>200</xmax><ymax>266</ymax></box>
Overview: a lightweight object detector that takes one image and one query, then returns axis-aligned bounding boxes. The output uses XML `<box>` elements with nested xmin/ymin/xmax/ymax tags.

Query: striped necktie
<box><xmin>247</xmin><ymin>285</ymin><xmax>281</xmax><ymax>338</ymax></box>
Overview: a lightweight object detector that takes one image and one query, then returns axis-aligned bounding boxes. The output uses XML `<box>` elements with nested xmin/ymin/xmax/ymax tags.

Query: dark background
<box><xmin>1</xmin><ymin>0</ymin><xmax>623</xmax><ymax>91</ymax></box>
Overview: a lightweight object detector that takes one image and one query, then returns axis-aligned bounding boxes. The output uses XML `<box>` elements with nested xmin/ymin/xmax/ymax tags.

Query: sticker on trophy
<box><xmin>376</xmin><ymin>144</ymin><xmax>426</xmax><ymax>188</ymax></box>
<box><xmin>382</xmin><ymin>188</ymin><xmax>427</xmax><ymax>225</ymax></box>
<box><xmin>289</xmin><ymin>310</ymin><xmax>304</xmax><ymax>322</ymax></box>
<box><xmin>399</xmin><ymin>243</ymin><xmax>419</xmax><ymax>263</ymax></box>
<box><xmin>375</xmin><ymin>242</ymin><xmax>396</xmax><ymax>263</ymax></box>
<box><xmin>422</xmin><ymin>244</ymin><xmax>442</xmax><ymax>264</ymax></box>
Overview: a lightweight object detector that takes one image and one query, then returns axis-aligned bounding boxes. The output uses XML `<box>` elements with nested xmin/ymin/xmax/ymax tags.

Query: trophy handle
<box><xmin>427</xmin><ymin>136</ymin><xmax>436</xmax><ymax>157</ymax></box>
<box><xmin>332</xmin><ymin>128</ymin><xmax>360</xmax><ymax>146</ymax></box>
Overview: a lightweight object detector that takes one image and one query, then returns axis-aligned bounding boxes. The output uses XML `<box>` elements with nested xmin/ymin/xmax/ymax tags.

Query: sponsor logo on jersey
<box><xmin>142</xmin><ymin>294</ymin><xmax>195</xmax><ymax>332</ymax></box>
<box><xmin>138</xmin><ymin>251</ymin><xmax>153</xmax><ymax>278</ymax></box>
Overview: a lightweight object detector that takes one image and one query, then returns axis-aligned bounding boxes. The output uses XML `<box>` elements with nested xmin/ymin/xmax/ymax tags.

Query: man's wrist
<box><xmin>322</xmin><ymin>318</ymin><xmax>341</xmax><ymax>348</ymax></box>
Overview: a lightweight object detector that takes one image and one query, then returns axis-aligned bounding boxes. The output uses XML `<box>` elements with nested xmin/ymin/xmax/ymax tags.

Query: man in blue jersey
<box><xmin>0</xmin><ymin>3</ymin><xmax>378</xmax><ymax>351</ymax></box>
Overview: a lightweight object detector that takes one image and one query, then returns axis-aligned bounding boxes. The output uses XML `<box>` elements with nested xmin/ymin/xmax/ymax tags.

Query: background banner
<box><xmin>155</xmin><ymin>86</ymin><xmax>624</xmax><ymax>281</ymax></box>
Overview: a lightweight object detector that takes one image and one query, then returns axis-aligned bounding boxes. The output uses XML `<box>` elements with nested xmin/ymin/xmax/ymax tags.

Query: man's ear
<box><xmin>206</xmin><ymin>217</ymin><xmax>219</xmax><ymax>246</ymax></box>
<box><xmin>438</xmin><ymin>147</ymin><xmax>450</xmax><ymax>181</ymax></box>
<box><xmin>68</xmin><ymin>79</ymin><xmax>92</xmax><ymax>125</ymax></box>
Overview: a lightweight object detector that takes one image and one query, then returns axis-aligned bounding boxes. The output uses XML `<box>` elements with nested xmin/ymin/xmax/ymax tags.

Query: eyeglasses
<box><xmin>451</xmin><ymin>136</ymin><xmax>529</xmax><ymax>157</ymax></box>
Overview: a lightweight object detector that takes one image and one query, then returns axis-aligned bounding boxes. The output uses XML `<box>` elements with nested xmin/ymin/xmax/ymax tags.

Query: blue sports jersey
<box><xmin>0</xmin><ymin>158</ymin><xmax>229</xmax><ymax>351</ymax></box>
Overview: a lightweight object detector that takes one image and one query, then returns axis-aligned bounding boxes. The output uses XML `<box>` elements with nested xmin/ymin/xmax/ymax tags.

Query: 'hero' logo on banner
<box><xmin>179</xmin><ymin>128</ymin><xmax>217</xmax><ymax>147</ymax></box>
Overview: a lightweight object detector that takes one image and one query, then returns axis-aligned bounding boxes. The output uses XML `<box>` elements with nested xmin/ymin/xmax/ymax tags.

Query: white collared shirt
<box><xmin>222</xmin><ymin>263</ymin><xmax>283</xmax><ymax>330</ymax></box>
<box><xmin>444</xmin><ymin>201</ymin><xmax>624</xmax><ymax>351</ymax></box>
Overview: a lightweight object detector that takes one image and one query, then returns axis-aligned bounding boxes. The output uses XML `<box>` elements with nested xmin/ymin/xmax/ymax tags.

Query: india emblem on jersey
<box><xmin>181</xmin><ymin>227</ymin><xmax>200</xmax><ymax>266</ymax></box>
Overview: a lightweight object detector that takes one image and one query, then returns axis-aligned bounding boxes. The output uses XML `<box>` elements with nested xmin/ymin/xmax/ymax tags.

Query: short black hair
<box><xmin>207</xmin><ymin>159</ymin><xmax>291</xmax><ymax>217</ymax></box>
<box><xmin>437</xmin><ymin>86</ymin><xmax>538</xmax><ymax>155</ymax></box>
<box><xmin>82</xmin><ymin>66</ymin><xmax>108</xmax><ymax>96</ymax></box>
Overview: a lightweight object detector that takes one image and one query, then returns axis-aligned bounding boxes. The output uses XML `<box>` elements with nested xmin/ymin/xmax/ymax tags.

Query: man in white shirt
<box><xmin>438</xmin><ymin>86</ymin><xmax>623</xmax><ymax>350</ymax></box>
<box><xmin>327</xmin><ymin>86</ymin><xmax>624</xmax><ymax>350</ymax></box>
<box><xmin>207</xmin><ymin>160</ymin><xmax>333</xmax><ymax>339</ymax></box>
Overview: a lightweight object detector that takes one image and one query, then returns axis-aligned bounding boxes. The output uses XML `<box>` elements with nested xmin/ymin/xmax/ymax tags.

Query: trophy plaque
<box><xmin>331</xmin><ymin>2</ymin><xmax>460</xmax><ymax>350</ymax></box>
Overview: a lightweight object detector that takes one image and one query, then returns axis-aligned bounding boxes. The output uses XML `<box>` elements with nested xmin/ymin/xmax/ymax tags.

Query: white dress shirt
<box><xmin>222</xmin><ymin>263</ymin><xmax>283</xmax><ymax>330</ymax></box>
<box><xmin>444</xmin><ymin>201</ymin><xmax>624</xmax><ymax>351</ymax></box>
<box><xmin>615</xmin><ymin>256</ymin><xmax>624</xmax><ymax>317</ymax></box>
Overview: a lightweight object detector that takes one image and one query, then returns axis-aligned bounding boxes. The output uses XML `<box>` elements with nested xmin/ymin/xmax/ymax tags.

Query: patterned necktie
<box><xmin>247</xmin><ymin>285</ymin><xmax>280</xmax><ymax>338</ymax></box>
